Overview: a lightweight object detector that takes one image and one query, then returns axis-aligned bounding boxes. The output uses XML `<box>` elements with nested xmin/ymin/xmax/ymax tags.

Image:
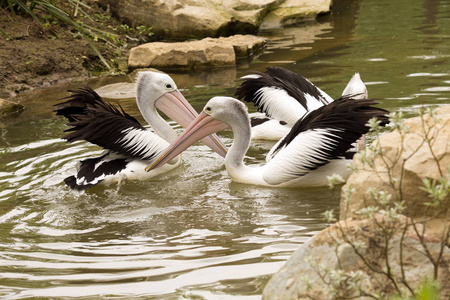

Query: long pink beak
<box><xmin>155</xmin><ymin>90</ymin><xmax>228</xmax><ymax>158</ymax></box>
<box><xmin>146</xmin><ymin>111</ymin><xmax>229</xmax><ymax>172</ymax></box>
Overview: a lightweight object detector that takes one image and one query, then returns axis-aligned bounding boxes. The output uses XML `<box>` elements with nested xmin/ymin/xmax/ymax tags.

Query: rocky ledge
<box><xmin>100</xmin><ymin>0</ymin><xmax>332</xmax><ymax>39</ymax></box>
<box><xmin>128</xmin><ymin>34</ymin><xmax>267</xmax><ymax>70</ymax></box>
<box><xmin>341</xmin><ymin>105</ymin><xmax>450</xmax><ymax>220</ymax></box>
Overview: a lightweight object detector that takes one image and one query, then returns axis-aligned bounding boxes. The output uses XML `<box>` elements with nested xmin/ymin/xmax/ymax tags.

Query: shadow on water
<box><xmin>1</xmin><ymin>0</ymin><xmax>449</xmax><ymax>298</ymax></box>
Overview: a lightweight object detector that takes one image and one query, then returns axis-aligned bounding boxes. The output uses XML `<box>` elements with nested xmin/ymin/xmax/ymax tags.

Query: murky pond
<box><xmin>1</xmin><ymin>0</ymin><xmax>449</xmax><ymax>298</ymax></box>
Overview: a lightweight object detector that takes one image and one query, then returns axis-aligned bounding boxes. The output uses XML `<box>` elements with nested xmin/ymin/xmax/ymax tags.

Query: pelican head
<box><xmin>135</xmin><ymin>71</ymin><xmax>197</xmax><ymax>126</ymax></box>
<box><xmin>146</xmin><ymin>97</ymin><xmax>249</xmax><ymax>172</ymax></box>
<box><xmin>203</xmin><ymin>96</ymin><xmax>249</xmax><ymax>126</ymax></box>
<box><xmin>136</xmin><ymin>71</ymin><xmax>227</xmax><ymax>157</ymax></box>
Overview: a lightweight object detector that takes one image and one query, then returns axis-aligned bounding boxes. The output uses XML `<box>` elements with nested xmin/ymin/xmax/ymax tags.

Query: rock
<box><xmin>260</xmin><ymin>0</ymin><xmax>332</xmax><ymax>29</ymax></box>
<box><xmin>95</xmin><ymin>82</ymin><xmax>135</xmax><ymax>99</ymax></box>
<box><xmin>218</xmin><ymin>35</ymin><xmax>267</xmax><ymax>58</ymax></box>
<box><xmin>263</xmin><ymin>214</ymin><xmax>450</xmax><ymax>299</ymax></box>
<box><xmin>263</xmin><ymin>106</ymin><xmax>450</xmax><ymax>299</ymax></box>
<box><xmin>0</xmin><ymin>98</ymin><xmax>24</xmax><ymax>119</ymax></box>
<box><xmin>99</xmin><ymin>0</ymin><xmax>331</xmax><ymax>39</ymax></box>
<box><xmin>340</xmin><ymin>105</ymin><xmax>450</xmax><ymax>220</ymax></box>
<box><xmin>128</xmin><ymin>35</ymin><xmax>266</xmax><ymax>70</ymax></box>
<box><xmin>96</xmin><ymin>67</ymin><xmax>238</xmax><ymax>99</ymax></box>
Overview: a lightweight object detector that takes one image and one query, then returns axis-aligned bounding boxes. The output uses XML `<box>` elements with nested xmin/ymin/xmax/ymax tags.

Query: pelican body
<box><xmin>54</xmin><ymin>71</ymin><xmax>227</xmax><ymax>190</ymax></box>
<box><xmin>235</xmin><ymin>67</ymin><xmax>368</xmax><ymax>141</ymax></box>
<box><xmin>147</xmin><ymin>96</ymin><xmax>388</xmax><ymax>188</ymax></box>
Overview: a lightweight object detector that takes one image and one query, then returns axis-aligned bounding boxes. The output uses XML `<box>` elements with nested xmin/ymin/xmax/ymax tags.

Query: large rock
<box><xmin>340</xmin><ymin>105</ymin><xmax>450</xmax><ymax>220</ymax></box>
<box><xmin>263</xmin><ymin>107</ymin><xmax>450</xmax><ymax>299</ymax></box>
<box><xmin>99</xmin><ymin>0</ymin><xmax>331</xmax><ymax>39</ymax></box>
<box><xmin>128</xmin><ymin>35</ymin><xmax>267</xmax><ymax>69</ymax></box>
<box><xmin>260</xmin><ymin>0</ymin><xmax>332</xmax><ymax>29</ymax></box>
<box><xmin>263</xmin><ymin>215</ymin><xmax>450</xmax><ymax>299</ymax></box>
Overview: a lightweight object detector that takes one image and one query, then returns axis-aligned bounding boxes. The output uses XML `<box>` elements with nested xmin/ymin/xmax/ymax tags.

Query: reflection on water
<box><xmin>1</xmin><ymin>0</ymin><xmax>449</xmax><ymax>298</ymax></box>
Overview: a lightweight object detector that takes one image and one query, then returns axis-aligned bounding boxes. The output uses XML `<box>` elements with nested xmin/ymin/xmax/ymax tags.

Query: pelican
<box><xmin>235</xmin><ymin>67</ymin><xmax>368</xmax><ymax>140</ymax></box>
<box><xmin>146</xmin><ymin>96</ymin><xmax>388</xmax><ymax>188</ymax></box>
<box><xmin>54</xmin><ymin>71</ymin><xmax>227</xmax><ymax>191</ymax></box>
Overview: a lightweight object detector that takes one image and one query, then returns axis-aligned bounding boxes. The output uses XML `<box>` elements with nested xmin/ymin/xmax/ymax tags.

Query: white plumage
<box><xmin>236</xmin><ymin>68</ymin><xmax>368</xmax><ymax>141</ymax></box>
<box><xmin>146</xmin><ymin>96</ymin><xmax>388</xmax><ymax>188</ymax></box>
<box><xmin>54</xmin><ymin>71</ymin><xmax>227</xmax><ymax>190</ymax></box>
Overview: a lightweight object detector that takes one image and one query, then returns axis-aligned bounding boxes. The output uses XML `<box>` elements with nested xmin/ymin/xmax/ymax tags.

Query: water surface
<box><xmin>1</xmin><ymin>0</ymin><xmax>449</xmax><ymax>298</ymax></box>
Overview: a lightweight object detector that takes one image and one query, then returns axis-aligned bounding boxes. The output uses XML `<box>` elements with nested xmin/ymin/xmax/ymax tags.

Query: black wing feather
<box><xmin>271</xmin><ymin>96</ymin><xmax>389</xmax><ymax>160</ymax></box>
<box><xmin>54</xmin><ymin>87</ymin><xmax>161</xmax><ymax>161</ymax></box>
<box><xmin>64</xmin><ymin>153</ymin><xmax>129</xmax><ymax>191</ymax></box>
<box><xmin>54</xmin><ymin>87</ymin><xmax>141</xmax><ymax>125</ymax></box>
<box><xmin>235</xmin><ymin>66</ymin><xmax>330</xmax><ymax>115</ymax></box>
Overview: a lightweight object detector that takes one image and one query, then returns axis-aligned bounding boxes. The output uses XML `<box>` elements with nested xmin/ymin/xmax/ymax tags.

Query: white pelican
<box><xmin>54</xmin><ymin>71</ymin><xmax>227</xmax><ymax>190</ymax></box>
<box><xmin>235</xmin><ymin>67</ymin><xmax>368</xmax><ymax>140</ymax></box>
<box><xmin>146</xmin><ymin>96</ymin><xmax>388</xmax><ymax>188</ymax></box>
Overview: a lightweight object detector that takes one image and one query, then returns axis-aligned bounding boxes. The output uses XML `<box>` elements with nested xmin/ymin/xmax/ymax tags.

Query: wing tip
<box><xmin>64</xmin><ymin>175</ymin><xmax>95</xmax><ymax>191</ymax></box>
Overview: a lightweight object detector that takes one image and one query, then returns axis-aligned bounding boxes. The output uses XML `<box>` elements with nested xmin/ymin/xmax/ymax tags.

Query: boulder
<box><xmin>0</xmin><ymin>98</ymin><xmax>24</xmax><ymax>119</ymax></box>
<box><xmin>263</xmin><ymin>214</ymin><xmax>450</xmax><ymax>299</ymax></box>
<box><xmin>99</xmin><ymin>0</ymin><xmax>331</xmax><ymax>39</ymax></box>
<box><xmin>263</xmin><ymin>107</ymin><xmax>450</xmax><ymax>299</ymax></box>
<box><xmin>95</xmin><ymin>82</ymin><xmax>136</xmax><ymax>99</ymax></box>
<box><xmin>128</xmin><ymin>35</ymin><xmax>266</xmax><ymax>69</ymax></box>
<box><xmin>260</xmin><ymin>0</ymin><xmax>332</xmax><ymax>29</ymax></box>
<box><xmin>340</xmin><ymin>105</ymin><xmax>450</xmax><ymax>220</ymax></box>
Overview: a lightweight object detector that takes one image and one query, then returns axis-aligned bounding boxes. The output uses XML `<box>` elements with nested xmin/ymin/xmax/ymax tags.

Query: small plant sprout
<box><xmin>322</xmin><ymin>210</ymin><xmax>337</xmax><ymax>223</ymax></box>
<box><xmin>341</xmin><ymin>185</ymin><xmax>355</xmax><ymax>205</ymax></box>
<box><xmin>367</xmin><ymin>117</ymin><xmax>383</xmax><ymax>133</ymax></box>
<box><xmin>421</xmin><ymin>175</ymin><xmax>450</xmax><ymax>207</ymax></box>
<box><xmin>355</xmin><ymin>206</ymin><xmax>379</xmax><ymax>219</ymax></box>
<box><xmin>327</xmin><ymin>173</ymin><xmax>345</xmax><ymax>189</ymax></box>
<box><xmin>358</xmin><ymin>148</ymin><xmax>375</xmax><ymax>167</ymax></box>
<box><xmin>389</xmin><ymin>111</ymin><xmax>405</xmax><ymax>130</ymax></box>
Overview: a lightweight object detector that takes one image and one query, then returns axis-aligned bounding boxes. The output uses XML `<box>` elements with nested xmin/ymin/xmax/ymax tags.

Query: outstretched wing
<box><xmin>235</xmin><ymin>67</ymin><xmax>333</xmax><ymax>126</ymax></box>
<box><xmin>54</xmin><ymin>87</ymin><xmax>141</xmax><ymax>124</ymax></box>
<box><xmin>263</xmin><ymin>97</ymin><xmax>389</xmax><ymax>185</ymax></box>
<box><xmin>54</xmin><ymin>87</ymin><xmax>167</xmax><ymax>161</ymax></box>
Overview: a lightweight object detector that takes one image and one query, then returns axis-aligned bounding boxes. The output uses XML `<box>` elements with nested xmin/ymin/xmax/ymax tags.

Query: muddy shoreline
<box><xmin>0</xmin><ymin>1</ymin><xmax>135</xmax><ymax>99</ymax></box>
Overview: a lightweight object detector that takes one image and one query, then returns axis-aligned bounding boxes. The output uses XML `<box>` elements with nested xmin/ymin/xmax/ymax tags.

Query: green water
<box><xmin>0</xmin><ymin>0</ymin><xmax>449</xmax><ymax>298</ymax></box>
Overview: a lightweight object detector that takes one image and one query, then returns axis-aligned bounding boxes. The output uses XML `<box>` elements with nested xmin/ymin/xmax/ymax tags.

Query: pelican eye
<box><xmin>205</xmin><ymin>106</ymin><xmax>212</xmax><ymax>113</ymax></box>
<box><xmin>165</xmin><ymin>83</ymin><xmax>173</xmax><ymax>89</ymax></box>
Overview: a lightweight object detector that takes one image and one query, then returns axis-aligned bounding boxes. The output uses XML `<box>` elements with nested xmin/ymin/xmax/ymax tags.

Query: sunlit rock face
<box><xmin>263</xmin><ymin>106</ymin><xmax>450</xmax><ymax>299</ymax></box>
<box><xmin>262</xmin><ymin>215</ymin><xmax>450</xmax><ymax>299</ymax></box>
<box><xmin>260</xmin><ymin>0</ymin><xmax>332</xmax><ymax>29</ymax></box>
<box><xmin>98</xmin><ymin>0</ymin><xmax>331</xmax><ymax>39</ymax></box>
<box><xmin>341</xmin><ymin>105</ymin><xmax>450</xmax><ymax>220</ymax></box>
<box><xmin>128</xmin><ymin>35</ymin><xmax>267</xmax><ymax>69</ymax></box>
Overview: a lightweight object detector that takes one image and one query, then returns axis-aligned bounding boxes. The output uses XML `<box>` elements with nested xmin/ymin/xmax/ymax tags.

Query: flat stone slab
<box><xmin>95</xmin><ymin>82</ymin><xmax>135</xmax><ymax>99</ymax></box>
<box><xmin>128</xmin><ymin>35</ymin><xmax>267</xmax><ymax>70</ymax></box>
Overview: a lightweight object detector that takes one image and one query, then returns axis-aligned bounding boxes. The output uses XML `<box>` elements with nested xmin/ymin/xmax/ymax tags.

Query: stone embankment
<box><xmin>120</xmin><ymin>0</ymin><xmax>332</xmax><ymax>69</ymax></box>
<box><xmin>100</xmin><ymin>0</ymin><xmax>332</xmax><ymax>39</ymax></box>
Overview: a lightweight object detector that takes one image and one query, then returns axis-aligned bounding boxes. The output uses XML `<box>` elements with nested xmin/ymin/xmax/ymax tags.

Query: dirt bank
<box><xmin>0</xmin><ymin>1</ymin><xmax>140</xmax><ymax>98</ymax></box>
